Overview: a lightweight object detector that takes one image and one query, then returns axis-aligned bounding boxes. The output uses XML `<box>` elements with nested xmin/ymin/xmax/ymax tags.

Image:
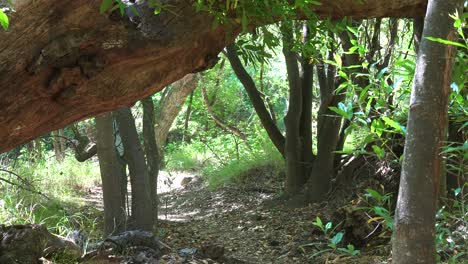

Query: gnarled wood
<box><xmin>0</xmin><ymin>0</ymin><xmax>426</xmax><ymax>153</ymax></box>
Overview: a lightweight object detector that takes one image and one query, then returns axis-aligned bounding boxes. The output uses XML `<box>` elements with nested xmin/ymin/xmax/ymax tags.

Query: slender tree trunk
<box><xmin>226</xmin><ymin>44</ymin><xmax>285</xmax><ymax>157</ymax></box>
<box><xmin>259</xmin><ymin>64</ymin><xmax>278</xmax><ymax>125</ymax></box>
<box><xmin>142</xmin><ymin>97</ymin><xmax>160</xmax><ymax>225</ymax></box>
<box><xmin>306</xmin><ymin>92</ymin><xmax>344</xmax><ymax>201</ymax></box>
<box><xmin>114</xmin><ymin>107</ymin><xmax>154</xmax><ymax>232</ymax></box>
<box><xmin>282</xmin><ymin>23</ymin><xmax>304</xmax><ymax>195</ymax></box>
<box><xmin>96</xmin><ymin>113</ymin><xmax>127</xmax><ymax>236</ymax></box>
<box><xmin>201</xmin><ymin>86</ymin><xmax>247</xmax><ymax>140</ymax></box>
<box><xmin>392</xmin><ymin>1</ymin><xmax>463</xmax><ymax>263</ymax></box>
<box><xmin>71</xmin><ymin>123</ymin><xmax>97</xmax><ymax>162</ymax></box>
<box><xmin>183</xmin><ymin>91</ymin><xmax>194</xmax><ymax>142</ymax></box>
<box><xmin>154</xmin><ymin>74</ymin><xmax>199</xmax><ymax>156</ymax></box>
<box><xmin>34</xmin><ymin>138</ymin><xmax>43</xmax><ymax>160</ymax></box>
<box><xmin>58</xmin><ymin>129</ymin><xmax>66</xmax><ymax>158</ymax></box>
<box><xmin>51</xmin><ymin>130</ymin><xmax>64</xmax><ymax>162</ymax></box>
<box><xmin>413</xmin><ymin>16</ymin><xmax>425</xmax><ymax>54</ymax></box>
<box><xmin>299</xmin><ymin>25</ymin><xmax>315</xmax><ymax>180</ymax></box>
<box><xmin>305</xmin><ymin>41</ymin><xmax>341</xmax><ymax>201</ymax></box>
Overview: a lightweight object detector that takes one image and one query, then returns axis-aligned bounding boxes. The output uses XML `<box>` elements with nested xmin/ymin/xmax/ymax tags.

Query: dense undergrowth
<box><xmin>0</xmin><ymin>153</ymin><xmax>102</xmax><ymax>241</ymax></box>
<box><xmin>0</xmin><ymin>137</ymin><xmax>466</xmax><ymax>263</ymax></box>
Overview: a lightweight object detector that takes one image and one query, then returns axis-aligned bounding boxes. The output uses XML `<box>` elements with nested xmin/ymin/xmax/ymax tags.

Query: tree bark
<box><xmin>71</xmin><ymin>123</ymin><xmax>97</xmax><ymax>162</ymax></box>
<box><xmin>142</xmin><ymin>96</ymin><xmax>160</xmax><ymax>225</ymax></box>
<box><xmin>282</xmin><ymin>23</ymin><xmax>305</xmax><ymax>195</ymax></box>
<box><xmin>183</xmin><ymin>91</ymin><xmax>195</xmax><ymax>142</ymax></box>
<box><xmin>392</xmin><ymin>0</ymin><xmax>463</xmax><ymax>263</ymax></box>
<box><xmin>114</xmin><ymin>107</ymin><xmax>154</xmax><ymax>232</ymax></box>
<box><xmin>226</xmin><ymin>44</ymin><xmax>285</xmax><ymax>157</ymax></box>
<box><xmin>154</xmin><ymin>74</ymin><xmax>198</xmax><ymax>155</ymax></box>
<box><xmin>0</xmin><ymin>0</ymin><xmax>427</xmax><ymax>153</ymax></box>
<box><xmin>299</xmin><ymin>25</ymin><xmax>315</xmax><ymax>182</ymax></box>
<box><xmin>95</xmin><ymin>113</ymin><xmax>127</xmax><ymax>236</ymax></box>
<box><xmin>413</xmin><ymin>16</ymin><xmax>425</xmax><ymax>53</ymax></box>
<box><xmin>51</xmin><ymin>130</ymin><xmax>64</xmax><ymax>162</ymax></box>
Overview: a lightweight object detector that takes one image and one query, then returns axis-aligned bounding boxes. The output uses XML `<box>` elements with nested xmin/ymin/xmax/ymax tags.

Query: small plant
<box><xmin>435</xmin><ymin>185</ymin><xmax>467</xmax><ymax>263</ymax></box>
<box><xmin>300</xmin><ymin>217</ymin><xmax>360</xmax><ymax>258</ymax></box>
<box><xmin>357</xmin><ymin>188</ymin><xmax>394</xmax><ymax>232</ymax></box>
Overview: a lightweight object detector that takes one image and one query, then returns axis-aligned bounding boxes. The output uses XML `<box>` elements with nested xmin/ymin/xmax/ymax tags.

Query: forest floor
<box><xmin>78</xmin><ymin>160</ymin><xmax>398</xmax><ymax>264</ymax></box>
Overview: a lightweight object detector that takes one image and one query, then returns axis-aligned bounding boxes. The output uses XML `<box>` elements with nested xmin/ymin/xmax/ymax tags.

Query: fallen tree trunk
<box><xmin>0</xmin><ymin>0</ymin><xmax>427</xmax><ymax>153</ymax></box>
<box><xmin>0</xmin><ymin>224</ymin><xmax>80</xmax><ymax>263</ymax></box>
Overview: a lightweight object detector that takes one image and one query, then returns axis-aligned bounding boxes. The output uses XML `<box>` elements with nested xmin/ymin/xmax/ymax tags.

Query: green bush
<box><xmin>202</xmin><ymin>140</ymin><xmax>284</xmax><ymax>189</ymax></box>
<box><xmin>164</xmin><ymin>142</ymin><xmax>206</xmax><ymax>171</ymax></box>
<box><xmin>0</xmin><ymin>151</ymin><xmax>101</xmax><ymax>239</ymax></box>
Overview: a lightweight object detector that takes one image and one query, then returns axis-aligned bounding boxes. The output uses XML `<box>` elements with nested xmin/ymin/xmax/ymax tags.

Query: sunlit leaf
<box><xmin>331</xmin><ymin>232</ymin><xmax>343</xmax><ymax>245</ymax></box>
<box><xmin>382</xmin><ymin>116</ymin><xmax>405</xmax><ymax>134</ymax></box>
<box><xmin>372</xmin><ymin>145</ymin><xmax>385</xmax><ymax>159</ymax></box>
<box><xmin>426</xmin><ymin>36</ymin><xmax>467</xmax><ymax>49</ymax></box>
<box><xmin>100</xmin><ymin>0</ymin><xmax>114</xmax><ymax>14</ymax></box>
<box><xmin>0</xmin><ymin>10</ymin><xmax>9</xmax><ymax>30</ymax></box>
<box><xmin>334</xmin><ymin>53</ymin><xmax>342</xmax><ymax>68</ymax></box>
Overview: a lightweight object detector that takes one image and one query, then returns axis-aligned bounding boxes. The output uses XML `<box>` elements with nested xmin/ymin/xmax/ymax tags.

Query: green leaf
<box><xmin>0</xmin><ymin>10</ymin><xmax>9</xmax><ymax>30</ymax></box>
<box><xmin>338</xmin><ymin>70</ymin><xmax>348</xmax><ymax>80</ymax></box>
<box><xmin>329</xmin><ymin>106</ymin><xmax>350</xmax><ymax>120</ymax></box>
<box><xmin>365</xmin><ymin>189</ymin><xmax>383</xmax><ymax>200</ymax></box>
<box><xmin>314</xmin><ymin>216</ymin><xmax>323</xmax><ymax>229</ymax></box>
<box><xmin>372</xmin><ymin>145</ymin><xmax>385</xmax><ymax>159</ymax></box>
<box><xmin>325</xmin><ymin>222</ymin><xmax>332</xmax><ymax>231</ymax></box>
<box><xmin>331</xmin><ymin>232</ymin><xmax>343</xmax><ymax>245</ymax></box>
<box><xmin>346</xmin><ymin>26</ymin><xmax>358</xmax><ymax>36</ymax></box>
<box><xmin>154</xmin><ymin>6</ymin><xmax>162</xmax><ymax>15</ymax></box>
<box><xmin>334</xmin><ymin>53</ymin><xmax>342</xmax><ymax>68</ymax></box>
<box><xmin>100</xmin><ymin>0</ymin><xmax>114</xmax><ymax>14</ymax></box>
<box><xmin>309</xmin><ymin>1</ymin><xmax>322</xmax><ymax>5</ymax></box>
<box><xmin>425</xmin><ymin>36</ymin><xmax>467</xmax><ymax>49</ymax></box>
<box><xmin>381</xmin><ymin>116</ymin><xmax>406</xmax><ymax>134</ymax></box>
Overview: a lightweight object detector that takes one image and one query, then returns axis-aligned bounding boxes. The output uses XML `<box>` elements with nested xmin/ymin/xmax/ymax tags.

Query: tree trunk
<box><xmin>58</xmin><ymin>129</ymin><xmax>66</xmax><ymax>157</ymax></box>
<box><xmin>305</xmin><ymin>42</ymin><xmax>341</xmax><ymax>202</ymax></box>
<box><xmin>71</xmin><ymin>123</ymin><xmax>97</xmax><ymax>162</ymax></box>
<box><xmin>183</xmin><ymin>91</ymin><xmax>195</xmax><ymax>142</ymax></box>
<box><xmin>142</xmin><ymin>97</ymin><xmax>160</xmax><ymax>225</ymax></box>
<box><xmin>306</xmin><ymin>92</ymin><xmax>344</xmax><ymax>201</ymax></box>
<box><xmin>34</xmin><ymin>138</ymin><xmax>43</xmax><ymax>160</ymax></box>
<box><xmin>299</xmin><ymin>25</ymin><xmax>315</xmax><ymax>181</ymax></box>
<box><xmin>95</xmin><ymin>113</ymin><xmax>127</xmax><ymax>236</ymax></box>
<box><xmin>282</xmin><ymin>23</ymin><xmax>305</xmax><ymax>195</ymax></box>
<box><xmin>413</xmin><ymin>16</ymin><xmax>425</xmax><ymax>53</ymax></box>
<box><xmin>114</xmin><ymin>107</ymin><xmax>154</xmax><ymax>232</ymax></box>
<box><xmin>51</xmin><ymin>130</ymin><xmax>64</xmax><ymax>162</ymax></box>
<box><xmin>154</xmin><ymin>74</ymin><xmax>199</xmax><ymax>156</ymax></box>
<box><xmin>392</xmin><ymin>0</ymin><xmax>463</xmax><ymax>263</ymax></box>
<box><xmin>0</xmin><ymin>1</ymin><xmax>427</xmax><ymax>153</ymax></box>
<box><xmin>226</xmin><ymin>44</ymin><xmax>285</xmax><ymax>157</ymax></box>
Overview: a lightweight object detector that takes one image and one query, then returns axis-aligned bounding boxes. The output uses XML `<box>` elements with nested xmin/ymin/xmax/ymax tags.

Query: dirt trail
<box><xmin>80</xmin><ymin>170</ymin><xmax>387</xmax><ymax>263</ymax></box>
<box><xmin>157</xmin><ymin>173</ymin><xmax>316</xmax><ymax>264</ymax></box>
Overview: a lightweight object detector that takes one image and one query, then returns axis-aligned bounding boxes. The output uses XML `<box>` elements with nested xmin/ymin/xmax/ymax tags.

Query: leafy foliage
<box><xmin>0</xmin><ymin>9</ymin><xmax>9</xmax><ymax>30</ymax></box>
<box><xmin>301</xmin><ymin>216</ymin><xmax>360</xmax><ymax>259</ymax></box>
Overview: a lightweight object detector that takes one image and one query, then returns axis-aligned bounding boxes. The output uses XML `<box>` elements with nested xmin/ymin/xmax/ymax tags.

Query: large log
<box><xmin>0</xmin><ymin>0</ymin><xmax>426</xmax><ymax>153</ymax></box>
